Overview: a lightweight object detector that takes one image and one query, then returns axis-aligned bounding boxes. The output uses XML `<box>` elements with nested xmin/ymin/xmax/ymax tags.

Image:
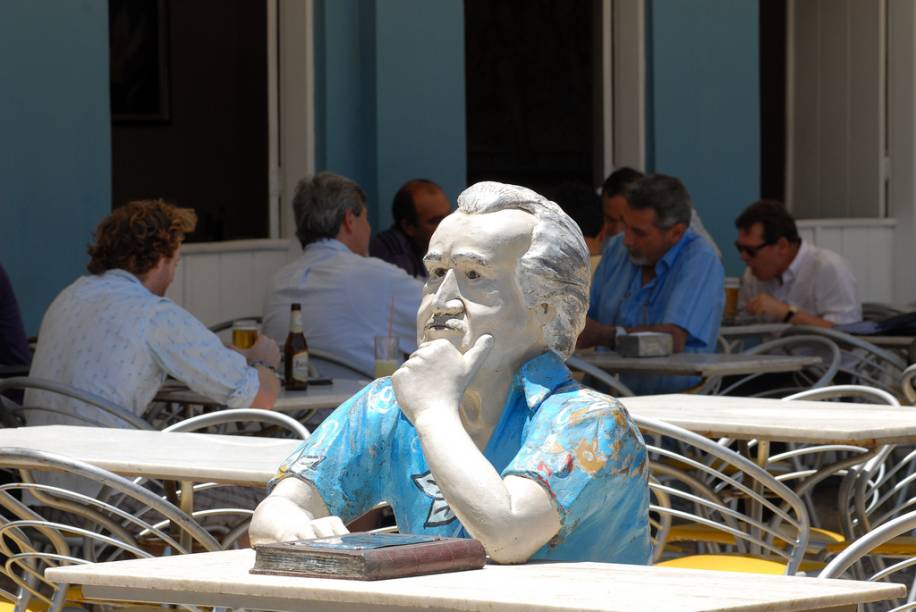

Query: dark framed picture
<box><xmin>109</xmin><ymin>0</ymin><xmax>170</xmax><ymax>123</ymax></box>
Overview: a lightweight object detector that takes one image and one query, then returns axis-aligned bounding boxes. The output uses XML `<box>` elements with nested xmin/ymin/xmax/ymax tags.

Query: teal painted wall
<box><xmin>314</xmin><ymin>0</ymin><xmax>465</xmax><ymax>231</ymax></box>
<box><xmin>647</xmin><ymin>0</ymin><xmax>760</xmax><ymax>276</ymax></box>
<box><xmin>0</xmin><ymin>0</ymin><xmax>112</xmax><ymax>334</ymax></box>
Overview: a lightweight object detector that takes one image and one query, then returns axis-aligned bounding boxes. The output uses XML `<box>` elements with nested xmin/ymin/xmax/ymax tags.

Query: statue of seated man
<box><xmin>249</xmin><ymin>181</ymin><xmax>651</xmax><ymax>564</ymax></box>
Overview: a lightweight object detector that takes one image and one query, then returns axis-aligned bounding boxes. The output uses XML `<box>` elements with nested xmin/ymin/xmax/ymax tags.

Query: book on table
<box><xmin>250</xmin><ymin>532</ymin><xmax>487</xmax><ymax>581</ymax></box>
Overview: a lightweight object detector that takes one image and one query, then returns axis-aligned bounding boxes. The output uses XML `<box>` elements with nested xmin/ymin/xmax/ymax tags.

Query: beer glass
<box><xmin>232</xmin><ymin>319</ymin><xmax>259</xmax><ymax>349</ymax></box>
<box><xmin>724</xmin><ymin>277</ymin><xmax>740</xmax><ymax>319</ymax></box>
<box><xmin>374</xmin><ymin>336</ymin><xmax>401</xmax><ymax>378</ymax></box>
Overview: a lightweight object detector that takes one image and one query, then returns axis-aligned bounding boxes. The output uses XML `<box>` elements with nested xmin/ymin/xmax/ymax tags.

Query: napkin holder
<box><xmin>617</xmin><ymin>332</ymin><xmax>673</xmax><ymax>358</ymax></box>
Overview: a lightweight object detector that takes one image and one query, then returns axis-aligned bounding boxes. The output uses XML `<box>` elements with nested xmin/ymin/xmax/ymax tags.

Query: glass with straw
<box><xmin>374</xmin><ymin>296</ymin><xmax>402</xmax><ymax>378</ymax></box>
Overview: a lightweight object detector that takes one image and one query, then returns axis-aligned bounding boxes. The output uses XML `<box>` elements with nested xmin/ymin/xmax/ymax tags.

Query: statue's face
<box><xmin>418</xmin><ymin>209</ymin><xmax>546</xmax><ymax>368</ymax></box>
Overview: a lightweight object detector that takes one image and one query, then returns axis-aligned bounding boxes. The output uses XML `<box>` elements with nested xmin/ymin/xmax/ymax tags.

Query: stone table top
<box><xmin>621</xmin><ymin>394</ymin><xmax>916</xmax><ymax>445</ymax></box>
<box><xmin>45</xmin><ymin>548</ymin><xmax>904</xmax><ymax>612</ymax></box>
<box><xmin>0</xmin><ymin>425</ymin><xmax>299</xmax><ymax>485</ymax></box>
<box><xmin>719</xmin><ymin>323</ymin><xmax>792</xmax><ymax>337</ymax></box>
<box><xmin>576</xmin><ymin>351</ymin><xmax>821</xmax><ymax>377</ymax></box>
<box><xmin>155</xmin><ymin>378</ymin><xmax>368</xmax><ymax>414</ymax></box>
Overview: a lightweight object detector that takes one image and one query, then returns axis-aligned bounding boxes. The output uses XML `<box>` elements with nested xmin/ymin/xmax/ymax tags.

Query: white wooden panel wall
<box><xmin>166</xmin><ymin>239</ymin><xmax>293</xmax><ymax>327</ymax></box>
<box><xmin>796</xmin><ymin>219</ymin><xmax>895</xmax><ymax>303</ymax></box>
<box><xmin>788</xmin><ymin>0</ymin><xmax>885</xmax><ymax>219</ymax></box>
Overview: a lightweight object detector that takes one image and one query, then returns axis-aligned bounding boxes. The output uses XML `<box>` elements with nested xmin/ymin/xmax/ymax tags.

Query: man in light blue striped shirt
<box><xmin>27</xmin><ymin>200</ymin><xmax>281</xmax><ymax>429</ymax></box>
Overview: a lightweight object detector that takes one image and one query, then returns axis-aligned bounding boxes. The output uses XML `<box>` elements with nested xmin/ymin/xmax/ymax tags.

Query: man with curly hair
<box><xmin>26</xmin><ymin>200</ymin><xmax>281</xmax><ymax>430</ymax></box>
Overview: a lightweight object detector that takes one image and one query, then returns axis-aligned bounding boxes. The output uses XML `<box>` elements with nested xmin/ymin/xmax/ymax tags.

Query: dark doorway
<box><xmin>109</xmin><ymin>0</ymin><xmax>268</xmax><ymax>242</ymax></box>
<box><xmin>465</xmin><ymin>0</ymin><xmax>600</xmax><ymax>194</ymax></box>
<box><xmin>760</xmin><ymin>0</ymin><xmax>786</xmax><ymax>201</ymax></box>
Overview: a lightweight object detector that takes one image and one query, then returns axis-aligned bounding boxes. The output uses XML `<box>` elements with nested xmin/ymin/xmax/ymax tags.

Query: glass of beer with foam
<box><xmin>232</xmin><ymin>319</ymin><xmax>259</xmax><ymax>349</ymax></box>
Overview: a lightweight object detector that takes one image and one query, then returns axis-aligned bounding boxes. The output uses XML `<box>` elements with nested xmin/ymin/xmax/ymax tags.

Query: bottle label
<box><xmin>290</xmin><ymin>310</ymin><xmax>303</xmax><ymax>334</ymax></box>
<box><xmin>292</xmin><ymin>351</ymin><xmax>309</xmax><ymax>382</ymax></box>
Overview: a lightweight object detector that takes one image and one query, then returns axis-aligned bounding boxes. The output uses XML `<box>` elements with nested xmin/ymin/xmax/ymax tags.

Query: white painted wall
<box><xmin>167</xmin><ymin>239</ymin><xmax>295</xmax><ymax>327</ymax></box>
<box><xmin>170</xmin><ymin>218</ymin><xmax>901</xmax><ymax>331</ymax></box>
<box><xmin>787</xmin><ymin>0</ymin><xmax>887</xmax><ymax>219</ymax></box>
<box><xmin>796</xmin><ymin>218</ymin><xmax>897</xmax><ymax>305</ymax></box>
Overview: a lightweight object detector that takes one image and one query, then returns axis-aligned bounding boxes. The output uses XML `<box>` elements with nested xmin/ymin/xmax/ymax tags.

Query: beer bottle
<box><xmin>284</xmin><ymin>303</ymin><xmax>309</xmax><ymax>390</ymax></box>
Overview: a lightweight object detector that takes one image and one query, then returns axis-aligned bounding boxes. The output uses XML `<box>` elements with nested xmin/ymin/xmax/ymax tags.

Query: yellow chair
<box><xmin>637</xmin><ymin>416</ymin><xmax>810</xmax><ymax>575</ymax></box>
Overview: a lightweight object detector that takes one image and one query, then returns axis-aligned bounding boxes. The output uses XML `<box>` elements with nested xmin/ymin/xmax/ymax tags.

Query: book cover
<box><xmin>250</xmin><ymin>532</ymin><xmax>487</xmax><ymax>581</ymax></box>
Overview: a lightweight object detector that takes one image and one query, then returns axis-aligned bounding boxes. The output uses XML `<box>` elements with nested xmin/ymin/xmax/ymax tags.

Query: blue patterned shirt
<box><xmin>26</xmin><ymin>269</ymin><xmax>260</xmax><ymax>427</ymax></box>
<box><xmin>272</xmin><ymin>351</ymin><xmax>651</xmax><ymax>564</ymax></box>
<box><xmin>589</xmin><ymin>230</ymin><xmax>724</xmax><ymax>394</ymax></box>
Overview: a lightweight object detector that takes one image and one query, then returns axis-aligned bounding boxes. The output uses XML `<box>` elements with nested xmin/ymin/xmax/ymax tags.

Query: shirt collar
<box><xmin>511</xmin><ymin>351</ymin><xmax>573</xmax><ymax>412</ymax></box>
<box><xmin>781</xmin><ymin>240</ymin><xmax>810</xmax><ymax>286</ymax></box>
<box><xmin>654</xmin><ymin>228</ymin><xmax>696</xmax><ymax>275</ymax></box>
<box><xmin>308</xmin><ymin>238</ymin><xmax>351</xmax><ymax>254</ymax></box>
<box><xmin>105</xmin><ymin>269</ymin><xmax>144</xmax><ymax>286</ymax></box>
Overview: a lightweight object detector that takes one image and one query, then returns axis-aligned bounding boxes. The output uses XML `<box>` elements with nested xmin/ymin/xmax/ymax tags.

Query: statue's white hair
<box><xmin>457</xmin><ymin>181</ymin><xmax>590</xmax><ymax>358</ymax></box>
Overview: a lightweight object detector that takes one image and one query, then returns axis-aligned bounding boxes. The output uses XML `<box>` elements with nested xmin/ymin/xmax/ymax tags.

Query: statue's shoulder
<box><xmin>540</xmin><ymin>382</ymin><xmax>632</xmax><ymax>429</ymax></box>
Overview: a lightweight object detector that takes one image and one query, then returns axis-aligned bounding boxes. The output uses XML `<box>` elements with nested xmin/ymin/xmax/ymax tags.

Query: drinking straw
<box><xmin>387</xmin><ymin>295</ymin><xmax>395</xmax><ymax>339</ymax></box>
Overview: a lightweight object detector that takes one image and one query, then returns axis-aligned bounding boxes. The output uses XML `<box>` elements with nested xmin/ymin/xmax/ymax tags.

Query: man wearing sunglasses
<box><xmin>734</xmin><ymin>200</ymin><xmax>860</xmax><ymax>327</ymax></box>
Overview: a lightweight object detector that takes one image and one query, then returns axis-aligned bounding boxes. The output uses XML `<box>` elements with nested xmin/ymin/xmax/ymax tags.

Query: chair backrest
<box><xmin>0</xmin><ymin>448</ymin><xmax>220</xmax><ymax>611</ymax></box>
<box><xmin>784</xmin><ymin>384</ymin><xmax>901</xmax><ymax>406</ymax></box>
<box><xmin>161</xmin><ymin>409</ymin><xmax>308</xmax><ymax>549</ymax></box>
<box><xmin>774</xmin><ymin>386</ymin><xmax>900</xmax><ymax>531</ymax></box>
<box><xmin>901</xmin><ymin>363</ymin><xmax>916</xmax><ymax>405</ymax></box>
<box><xmin>308</xmin><ymin>347</ymin><xmax>374</xmax><ymax>380</ymax></box>
<box><xmin>163</xmin><ymin>407</ymin><xmax>310</xmax><ymax>440</ymax></box>
<box><xmin>0</xmin><ymin>376</ymin><xmax>151</xmax><ymax>430</ymax></box>
<box><xmin>565</xmin><ymin>354</ymin><xmax>634</xmax><ymax>397</ymax></box>
<box><xmin>783</xmin><ymin>326</ymin><xmax>906</xmax><ymax>395</ymax></box>
<box><xmin>705</xmin><ymin>335</ymin><xmax>841</xmax><ymax>397</ymax></box>
<box><xmin>819</xmin><ymin>508</ymin><xmax>916</xmax><ymax>611</ymax></box>
<box><xmin>635</xmin><ymin>415</ymin><xmax>810</xmax><ymax>574</ymax></box>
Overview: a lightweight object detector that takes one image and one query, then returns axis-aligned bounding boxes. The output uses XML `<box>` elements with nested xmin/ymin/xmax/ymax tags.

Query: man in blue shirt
<box><xmin>579</xmin><ymin>175</ymin><xmax>724</xmax><ymax>394</ymax></box>
<box><xmin>250</xmin><ymin>181</ymin><xmax>651</xmax><ymax>565</ymax></box>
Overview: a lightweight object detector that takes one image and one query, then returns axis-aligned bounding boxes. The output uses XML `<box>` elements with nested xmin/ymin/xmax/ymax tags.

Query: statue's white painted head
<box><xmin>418</xmin><ymin>181</ymin><xmax>590</xmax><ymax>363</ymax></box>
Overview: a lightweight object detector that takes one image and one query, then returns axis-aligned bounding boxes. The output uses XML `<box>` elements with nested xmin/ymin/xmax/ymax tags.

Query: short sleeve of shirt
<box><xmin>269</xmin><ymin>379</ymin><xmax>398</xmax><ymax>522</ymax></box>
<box><xmin>812</xmin><ymin>256</ymin><xmax>861</xmax><ymax>324</ymax></box>
<box><xmin>587</xmin><ymin>239</ymin><xmax>619</xmax><ymax>321</ymax></box>
<box><xmin>502</xmin><ymin>387</ymin><xmax>648</xmax><ymax>544</ymax></box>
<box><xmin>145</xmin><ymin>301</ymin><xmax>260</xmax><ymax>407</ymax></box>
<box><xmin>659</xmin><ymin>245</ymin><xmax>724</xmax><ymax>349</ymax></box>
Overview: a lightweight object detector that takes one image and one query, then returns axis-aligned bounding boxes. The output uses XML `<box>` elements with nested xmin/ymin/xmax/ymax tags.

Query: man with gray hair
<box><xmin>579</xmin><ymin>174</ymin><xmax>724</xmax><ymax>394</ymax></box>
<box><xmin>262</xmin><ymin>172</ymin><xmax>422</xmax><ymax>376</ymax></box>
<box><xmin>250</xmin><ymin>181</ymin><xmax>651</xmax><ymax>565</ymax></box>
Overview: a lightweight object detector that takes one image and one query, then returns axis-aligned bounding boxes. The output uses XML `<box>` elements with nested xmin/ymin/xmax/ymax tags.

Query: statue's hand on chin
<box><xmin>392</xmin><ymin>334</ymin><xmax>494</xmax><ymax>427</ymax></box>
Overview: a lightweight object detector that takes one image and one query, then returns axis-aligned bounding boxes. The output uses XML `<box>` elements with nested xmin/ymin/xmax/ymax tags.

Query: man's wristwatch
<box><xmin>251</xmin><ymin>359</ymin><xmax>280</xmax><ymax>376</ymax></box>
<box><xmin>783</xmin><ymin>305</ymin><xmax>800</xmax><ymax>323</ymax></box>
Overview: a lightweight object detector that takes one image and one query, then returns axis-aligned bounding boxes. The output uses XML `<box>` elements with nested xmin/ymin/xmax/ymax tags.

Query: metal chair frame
<box><xmin>565</xmin><ymin>354</ymin><xmax>634</xmax><ymax>397</ymax></box>
<box><xmin>0</xmin><ymin>376</ymin><xmax>151</xmax><ymax>430</ymax></box>
<box><xmin>820</xmin><ymin>508</ymin><xmax>916</xmax><ymax>612</ymax></box>
<box><xmin>783</xmin><ymin>326</ymin><xmax>907</xmax><ymax>395</ymax></box>
<box><xmin>702</xmin><ymin>335</ymin><xmax>841</xmax><ymax>397</ymax></box>
<box><xmin>636</xmin><ymin>415</ymin><xmax>810</xmax><ymax>574</ymax></box>
<box><xmin>0</xmin><ymin>448</ymin><xmax>219</xmax><ymax>612</ymax></box>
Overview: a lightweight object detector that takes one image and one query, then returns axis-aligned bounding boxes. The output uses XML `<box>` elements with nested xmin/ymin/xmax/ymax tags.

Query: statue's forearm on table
<box><xmin>414</xmin><ymin>406</ymin><xmax>560</xmax><ymax>564</ymax></box>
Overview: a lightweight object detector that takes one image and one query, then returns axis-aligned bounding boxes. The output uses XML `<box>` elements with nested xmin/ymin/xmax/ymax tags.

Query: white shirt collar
<box><xmin>780</xmin><ymin>241</ymin><xmax>811</xmax><ymax>287</ymax></box>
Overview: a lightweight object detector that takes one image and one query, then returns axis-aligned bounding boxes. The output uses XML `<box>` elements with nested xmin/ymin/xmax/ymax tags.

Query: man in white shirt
<box><xmin>262</xmin><ymin>172</ymin><xmax>423</xmax><ymax>376</ymax></box>
<box><xmin>27</xmin><ymin>200</ymin><xmax>281</xmax><ymax>428</ymax></box>
<box><xmin>735</xmin><ymin>200</ymin><xmax>861</xmax><ymax>327</ymax></box>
